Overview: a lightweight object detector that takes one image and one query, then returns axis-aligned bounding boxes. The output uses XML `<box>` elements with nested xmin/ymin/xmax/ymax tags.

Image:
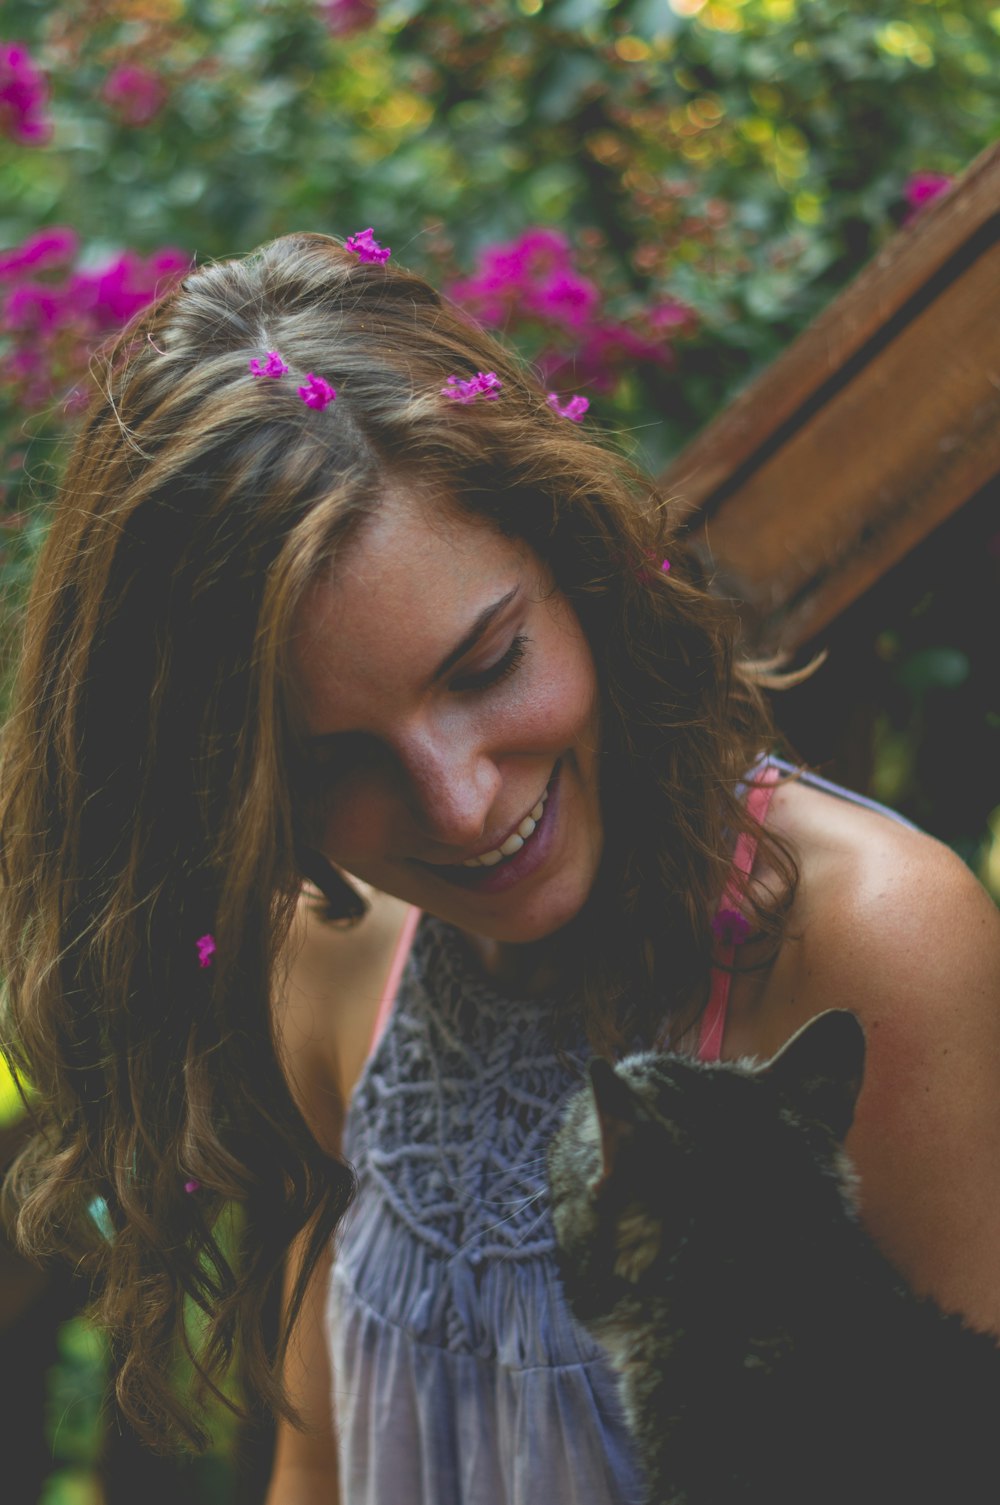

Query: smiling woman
<box><xmin>1</xmin><ymin>232</ymin><xmax>998</xmax><ymax>1504</ymax></box>
<box><xmin>289</xmin><ymin>492</ymin><xmax>603</xmax><ymax>949</ymax></box>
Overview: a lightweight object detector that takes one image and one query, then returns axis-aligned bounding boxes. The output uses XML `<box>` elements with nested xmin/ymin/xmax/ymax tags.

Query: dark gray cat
<box><xmin>548</xmin><ymin>1009</ymin><xmax>1000</xmax><ymax>1505</ymax></box>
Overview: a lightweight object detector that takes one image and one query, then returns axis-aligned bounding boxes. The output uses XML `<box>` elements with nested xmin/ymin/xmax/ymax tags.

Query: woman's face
<box><xmin>289</xmin><ymin>489</ymin><xmax>603</xmax><ymax>949</ymax></box>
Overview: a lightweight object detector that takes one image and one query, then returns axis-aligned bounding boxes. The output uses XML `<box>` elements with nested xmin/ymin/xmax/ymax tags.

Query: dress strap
<box><xmin>696</xmin><ymin>767</ymin><xmax>780</xmax><ymax>1063</ymax></box>
<box><xmin>370</xmin><ymin>904</ymin><xmax>421</xmax><ymax>1055</ymax></box>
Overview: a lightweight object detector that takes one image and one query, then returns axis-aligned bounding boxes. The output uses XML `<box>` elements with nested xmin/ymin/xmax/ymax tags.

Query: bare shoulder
<box><xmin>767</xmin><ymin>775</ymin><xmax>1000</xmax><ymax>1011</ymax></box>
<box><xmin>274</xmin><ymin>883</ymin><xmax>414</xmax><ymax>1152</ymax></box>
<box><xmin>762</xmin><ymin>776</ymin><xmax>1000</xmax><ymax>1331</ymax></box>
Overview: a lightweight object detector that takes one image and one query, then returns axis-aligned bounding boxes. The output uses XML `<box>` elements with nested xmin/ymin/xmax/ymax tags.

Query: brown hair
<box><xmin>0</xmin><ymin>232</ymin><xmax>795</xmax><ymax>1449</ymax></box>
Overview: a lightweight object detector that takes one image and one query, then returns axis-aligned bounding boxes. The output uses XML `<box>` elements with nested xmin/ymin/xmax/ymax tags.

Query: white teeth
<box><xmin>460</xmin><ymin>788</ymin><xmax>549</xmax><ymax>868</ymax></box>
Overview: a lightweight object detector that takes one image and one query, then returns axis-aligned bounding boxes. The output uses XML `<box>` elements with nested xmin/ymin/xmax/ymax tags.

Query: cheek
<box><xmin>308</xmin><ymin>780</ymin><xmax>393</xmax><ymax>869</ymax></box>
<box><xmin>537</xmin><ymin>625</ymin><xmax>599</xmax><ymax>746</ymax></box>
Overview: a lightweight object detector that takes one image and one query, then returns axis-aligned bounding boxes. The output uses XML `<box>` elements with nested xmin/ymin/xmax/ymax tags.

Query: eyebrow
<box><xmin>430</xmin><ymin>585</ymin><xmax>521</xmax><ymax>683</ymax></box>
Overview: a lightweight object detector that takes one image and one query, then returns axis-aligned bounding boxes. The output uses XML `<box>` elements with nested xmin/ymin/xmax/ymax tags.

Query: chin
<box><xmin>469</xmin><ymin>874</ymin><xmax>596</xmax><ymax>948</ymax></box>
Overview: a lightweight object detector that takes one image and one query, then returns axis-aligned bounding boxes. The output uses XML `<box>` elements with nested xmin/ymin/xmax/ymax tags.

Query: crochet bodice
<box><xmin>327</xmin><ymin>914</ymin><xmax>645</xmax><ymax>1504</ymax></box>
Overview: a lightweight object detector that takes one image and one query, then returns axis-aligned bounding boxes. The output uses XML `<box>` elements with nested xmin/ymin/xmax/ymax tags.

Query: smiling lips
<box><xmin>460</xmin><ymin>789</ymin><xmax>549</xmax><ymax>869</ymax></box>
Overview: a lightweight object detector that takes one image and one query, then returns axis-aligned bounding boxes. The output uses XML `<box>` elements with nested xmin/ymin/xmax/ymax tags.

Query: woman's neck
<box><xmin>460</xmin><ymin>927</ymin><xmax>564</xmax><ymax>994</ymax></box>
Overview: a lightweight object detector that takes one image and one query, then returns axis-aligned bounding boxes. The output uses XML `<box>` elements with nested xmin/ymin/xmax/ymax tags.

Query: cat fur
<box><xmin>547</xmin><ymin>1009</ymin><xmax>1000</xmax><ymax>1505</ymax></box>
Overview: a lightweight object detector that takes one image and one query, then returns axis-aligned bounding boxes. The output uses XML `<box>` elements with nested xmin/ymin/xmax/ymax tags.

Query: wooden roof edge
<box><xmin>658</xmin><ymin>139</ymin><xmax>1000</xmax><ymax>511</ymax></box>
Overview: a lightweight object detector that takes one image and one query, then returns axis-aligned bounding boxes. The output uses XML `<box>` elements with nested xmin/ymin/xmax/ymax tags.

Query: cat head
<box><xmin>548</xmin><ymin>1009</ymin><xmax>865</xmax><ymax>1324</ymax></box>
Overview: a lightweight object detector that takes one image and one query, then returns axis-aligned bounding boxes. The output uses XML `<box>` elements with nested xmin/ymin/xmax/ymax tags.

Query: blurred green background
<box><xmin>1</xmin><ymin>0</ymin><xmax>999</xmax><ymax>1499</ymax></box>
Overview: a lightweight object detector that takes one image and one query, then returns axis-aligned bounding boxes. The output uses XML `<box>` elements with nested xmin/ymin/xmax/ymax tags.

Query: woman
<box><xmin>1</xmin><ymin>233</ymin><xmax>998</xmax><ymax>1502</ymax></box>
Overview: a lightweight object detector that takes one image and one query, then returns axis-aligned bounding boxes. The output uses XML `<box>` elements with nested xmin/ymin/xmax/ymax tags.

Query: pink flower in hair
<box><xmin>711</xmin><ymin>908</ymin><xmax>751</xmax><ymax>947</ymax></box>
<box><xmin>442</xmin><ymin>371</ymin><xmax>502</xmax><ymax>404</ymax></box>
<box><xmin>184</xmin><ymin>1179</ymin><xmax>201</xmax><ymax>1194</ymax></box>
<box><xmin>195</xmin><ymin>934</ymin><xmax>216</xmax><ymax>968</ymax></box>
<box><xmin>249</xmin><ymin>351</ymin><xmax>288</xmax><ymax>378</ymax></box>
<box><xmin>546</xmin><ymin>392</ymin><xmax>589</xmax><ymax>422</ymax></box>
<box><xmin>345</xmin><ymin>227</ymin><xmax>391</xmax><ymax>264</ymax></box>
<box><xmin>635</xmin><ymin>550</ymin><xmax>671</xmax><ymax>583</ymax></box>
<box><xmin>298</xmin><ymin>373</ymin><xmax>337</xmax><ymax>409</ymax></box>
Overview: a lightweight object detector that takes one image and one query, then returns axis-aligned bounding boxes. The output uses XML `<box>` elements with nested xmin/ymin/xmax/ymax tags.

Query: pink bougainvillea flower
<box><xmin>441</xmin><ymin>371</ymin><xmax>502</xmax><ymax>404</ymax></box>
<box><xmin>905</xmin><ymin>172</ymin><xmax>953</xmax><ymax>212</ymax></box>
<box><xmin>2</xmin><ymin>282</ymin><xmax>63</xmax><ymax>332</ymax></box>
<box><xmin>711</xmin><ymin>908</ymin><xmax>751</xmax><ymax>947</ymax></box>
<box><xmin>647</xmin><ymin>298</ymin><xmax>697</xmax><ymax>336</ymax></box>
<box><xmin>527</xmin><ymin>270</ymin><xmax>600</xmax><ymax>330</ymax></box>
<box><xmin>0</xmin><ymin>238</ymin><xmax>187</xmax><ymax>412</ymax></box>
<box><xmin>0</xmin><ymin>43</ymin><xmax>52</xmax><ymax>145</ymax></box>
<box><xmin>546</xmin><ymin>392</ymin><xmax>589</xmax><ymax>422</ymax></box>
<box><xmin>320</xmin><ymin>0</ymin><xmax>377</xmax><ymax>38</ymax></box>
<box><xmin>249</xmin><ymin>351</ymin><xmax>289</xmax><ymax>378</ymax></box>
<box><xmin>298</xmin><ymin>373</ymin><xmax>337</xmax><ymax>409</ymax></box>
<box><xmin>0</xmin><ymin>227</ymin><xmax>78</xmax><ymax>280</ymax></box>
<box><xmin>572</xmin><ymin>321</ymin><xmax>676</xmax><ymax>392</ymax></box>
<box><xmin>68</xmin><ymin>248</ymin><xmax>189</xmax><ymax>326</ymax></box>
<box><xmin>195</xmin><ymin>934</ymin><xmax>216</xmax><ymax>968</ymax></box>
<box><xmin>449</xmin><ymin>228</ymin><xmax>581</xmax><ymax>327</ymax></box>
<box><xmin>183</xmin><ymin>1179</ymin><xmax>201</xmax><ymax>1194</ymax></box>
<box><xmin>345</xmin><ymin>227</ymin><xmax>391</xmax><ymax>264</ymax></box>
<box><xmin>101</xmin><ymin>64</ymin><xmax>168</xmax><ymax>127</ymax></box>
<box><xmin>635</xmin><ymin>550</ymin><xmax>671</xmax><ymax>584</ymax></box>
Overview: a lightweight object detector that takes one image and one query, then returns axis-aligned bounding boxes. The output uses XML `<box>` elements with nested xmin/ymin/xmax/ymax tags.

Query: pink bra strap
<box><xmin>370</xmin><ymin>904</ymin><xmax>421</xmax><ymax>1055</ymax></box>
<box><xmin>696</xmin><ymin>768</ymin><xmax>780</xmax><ymax>1062</ymax></box>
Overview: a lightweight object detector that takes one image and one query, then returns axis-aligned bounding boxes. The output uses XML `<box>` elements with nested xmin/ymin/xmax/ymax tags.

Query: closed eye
<box><xmin>451</xmin><ymin>633</ymin><xmax>529</xmax><ymax>693</ymax></box>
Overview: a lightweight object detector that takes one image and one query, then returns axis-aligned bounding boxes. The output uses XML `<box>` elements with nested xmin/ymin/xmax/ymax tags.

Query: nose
<box><xmin>394</xmin><ymin>727</ymin><xmax>501</xmax><ymax>855</ymax></box>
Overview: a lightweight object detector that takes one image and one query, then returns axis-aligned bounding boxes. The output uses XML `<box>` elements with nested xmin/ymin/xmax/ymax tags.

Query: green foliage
<box><xmin>3</xmin><ymin>0</ymin><xmax>999</xmax><ymax>454</ymax></box>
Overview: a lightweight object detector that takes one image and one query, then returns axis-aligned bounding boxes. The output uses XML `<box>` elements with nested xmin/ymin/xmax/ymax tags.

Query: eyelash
<box><xmin>453</xmin><ymin>633</ymin><xmax>529</xmax><ymax>693</ymax></box>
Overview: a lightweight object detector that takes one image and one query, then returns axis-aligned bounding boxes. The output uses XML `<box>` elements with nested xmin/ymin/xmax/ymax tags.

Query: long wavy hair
<box><xmin>0</xmin><ymin>232</ymin><xmax>796</xmax><ymax>1449</ymax></box>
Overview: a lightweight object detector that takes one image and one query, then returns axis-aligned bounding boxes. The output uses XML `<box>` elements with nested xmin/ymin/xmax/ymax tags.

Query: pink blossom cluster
<box><xmin>903</xmin><ymin>171</ymin><xmax>953</xmax><ymax>223</ymax></box>
<box><xmin>320</xmin><ymin>0</ymin><xmax>378</xmax><ymax>38</ymax></box>
<box><xmin>249</xmin><ymin>351</ymin><xmax>289</xmax><ymax>378</ymax></box>
<box><xmin>195</xmin><ymin>934</ymin><xmax>216</xmax><ymax>969</ymax></box>
<box><xmin>448</xmin><ymin>228</ymin><xmax>695</xmax><ymax>393</ymax></box>
<box><xmin>345</xmin><ymin>226</ymin><xmax>391</xmax><ymax>263</ymax></box>
<box><xmin>0</xmin><ymin>43</ymin><xmax>52</xmax><ymax>145</ymax></box>
<box><xmin>0</xmin><ymin>227</ymin><xmax>188</xmax><ymax>410</ymax></box>
<box><xmin>441</xmin><ymin>371</ymin><xmax>502</xmax><ymax>404</ymax></box>
<box><xmin>101</xmin><ymin>64</ymin><xmax>168</xmax><ymax>127</ymax></box>
<box><xmin>247</xmin><ymin>353</ymin><xmax>337</xmax><ymax>409</ymax></box>
<box><xmin>546</xmin><ymin>393</ymin><xmax>589</xmax><ymax>422</ymax></box>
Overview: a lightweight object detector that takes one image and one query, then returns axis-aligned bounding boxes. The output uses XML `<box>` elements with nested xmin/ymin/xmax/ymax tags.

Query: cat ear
<box><xmin>759</xmin><ymin>1009</ymin><xmax>866</xmax><ymax>1142</ymax></box>
<box><xmin>588</xmin><ymin>1058</ymin><xmax>641</xmax><ymax>1188</ymax></box>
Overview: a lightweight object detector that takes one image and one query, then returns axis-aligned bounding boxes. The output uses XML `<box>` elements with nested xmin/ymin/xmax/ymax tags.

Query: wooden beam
<box><xmin>661</xmin><ymin>140</ymin><xmax>1000</xmax><ymax>653</ymax></box>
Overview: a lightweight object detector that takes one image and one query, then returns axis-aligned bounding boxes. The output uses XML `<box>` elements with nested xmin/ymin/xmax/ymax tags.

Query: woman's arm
<box><xmin>759</xmin><ymin>785</ymin><xmax>1000</xmax><ymax>1334</ymax></box>
<box><xmin>265</xmin><ymin>1238</ymin><xmax>340</xmax><ymax>1505</ymax></box>
<box><xmin>832</xmin><ymin>838</ymin><xmax>1000</xmax><ymax>1334</ymax></box>
<box><xmin>266</xmin><ymin>882</ymin><xmax>412</xmax><ymax>1503</ymax></box>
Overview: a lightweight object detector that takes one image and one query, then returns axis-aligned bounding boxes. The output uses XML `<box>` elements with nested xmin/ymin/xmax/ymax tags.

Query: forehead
<box><xmin>288</xmin><ymin>489</ymin><xmax>535</xmax><ymax>731</ymax></box>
